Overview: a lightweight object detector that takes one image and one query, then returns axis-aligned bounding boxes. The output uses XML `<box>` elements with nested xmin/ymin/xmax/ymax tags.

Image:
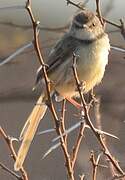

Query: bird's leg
<box><xmin>65</xmin><ymin>97</ymin><xmax>82</xmax><ymax>109</ymax></box>
<box><xmin>65</xmin><ymin>97</ymin><xmax>85</xmax><ymax>118</ymax></box>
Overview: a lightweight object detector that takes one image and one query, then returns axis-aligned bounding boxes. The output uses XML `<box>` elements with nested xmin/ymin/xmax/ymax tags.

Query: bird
<box><xmin>14</xmin><ymin>9</ymin><xmax>110</xmax><ymax>171</ymax></box>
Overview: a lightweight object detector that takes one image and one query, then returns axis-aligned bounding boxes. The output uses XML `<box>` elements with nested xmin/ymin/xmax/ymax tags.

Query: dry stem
<box><xmin>25</xmin><ymin>1</ymin><xmax>74</xmax><ymax>179</ymax></box>
<box><xmin>60</xmin><ymin>99</ymin><xmax>67</xmax><ymax>144</ymax></box>
<box><xmin>0</xmin><ymin>162</ymin><xmax>22</xmax><ymax>180</ymax></box>
<box><xmin>0</xmin><ymin>126</ymin><xmax>28</xmax><ymax>180</ymax></box>
<box><xmin>90</xmin><ymin>151</ymin><xmax>102</xmax><ymax>180</ymax></box>
<box><xmin>71</xmin><ymin>120</ymin><xmax>86</xmax><ymax>169</ymax></box>
<box><xmin>72</xmin><ymin>54</ymin><xmax>125</xmax><ymax>176</ymax></box>
<box><xmin>95</xmin><ymin>0</ymin><xmax>104</xmax><ymax>25</ymax></box>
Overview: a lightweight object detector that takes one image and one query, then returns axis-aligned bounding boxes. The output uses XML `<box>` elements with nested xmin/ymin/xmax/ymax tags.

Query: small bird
<box><xmin>14</xmin><ymin>9</ymin><xmax>110</xmax><ymax>171</ymax></box>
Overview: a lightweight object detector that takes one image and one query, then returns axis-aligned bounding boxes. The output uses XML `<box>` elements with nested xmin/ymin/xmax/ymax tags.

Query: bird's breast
<box><xmin>76</xmin><ymin>34</ymin><xmax>110</xmax><ymax>92</ymax></box>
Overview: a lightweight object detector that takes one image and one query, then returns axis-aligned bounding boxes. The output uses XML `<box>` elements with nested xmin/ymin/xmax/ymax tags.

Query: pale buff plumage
<box><xmin>14</xmin><ymin>9</ymin><xmax>110</xmax><ymax>171</ymax></box>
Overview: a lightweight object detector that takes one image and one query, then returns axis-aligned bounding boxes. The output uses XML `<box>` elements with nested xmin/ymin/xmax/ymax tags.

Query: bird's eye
<box><xmin>92</xmin><ymin>23</ymin><xmax>95</xmax><ymax>27</ymax></box>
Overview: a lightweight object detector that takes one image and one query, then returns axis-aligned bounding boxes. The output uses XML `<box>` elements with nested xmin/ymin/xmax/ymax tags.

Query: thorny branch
<box><xmin>25</xmin><ymin>0</ymin><xmax>59</xmax><ymax>128</ymax></box>
<box><xmin>25</xmin><ymin>0</ymin><xmax>74</xmax><ymax>179</ymax></box>
<box><xmin>1</xmin><ymin>0</ymin><xmax>125</xmax><ymax>180</ymax></box>
<box><xmin>23</xmin><ymin>1</ymin><xmax>125</xmax><ymax>178</ymax></box>
<box><xmin>0</xmin><ymin>126</ymin><xmax>28</xmax><ymax>180</ymax></box>
<box><xmin>72</xmin><ymin>54</ymin><xmax>125</xmax><ymax>176</ymax></box>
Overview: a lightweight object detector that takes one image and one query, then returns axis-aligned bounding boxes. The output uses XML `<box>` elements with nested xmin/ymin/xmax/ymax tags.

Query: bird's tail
<box><xmin>14</xmin><ymin>93</ymin><xmax>47</xmax><ymax>171</ymax></box>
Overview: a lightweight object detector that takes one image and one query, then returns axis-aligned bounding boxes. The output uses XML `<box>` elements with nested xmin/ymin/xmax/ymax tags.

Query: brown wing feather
<box><xmin>35</xmin><ymin>33</ymin><xmax>80</xmax><ymax>86</ymax></box>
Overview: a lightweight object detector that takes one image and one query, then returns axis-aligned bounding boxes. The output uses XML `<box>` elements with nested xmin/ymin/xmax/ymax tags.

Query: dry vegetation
<box><xmin>0</xmin><ymin>0</ymin><xmax>125</xmax><ymax>180</ymax></box>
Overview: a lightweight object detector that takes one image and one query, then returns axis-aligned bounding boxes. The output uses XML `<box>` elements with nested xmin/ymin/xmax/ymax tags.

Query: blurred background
<box><xmin>0</xmin><ymin>0</ymin><xmax>125</xmax><ymax>180</ymax></box>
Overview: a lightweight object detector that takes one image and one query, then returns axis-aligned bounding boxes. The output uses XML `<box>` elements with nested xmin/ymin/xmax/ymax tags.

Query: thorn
<box><xmin>42</xmin><ymin>142</ymin><xmax>60</xmax><ymax>159</ymax></box>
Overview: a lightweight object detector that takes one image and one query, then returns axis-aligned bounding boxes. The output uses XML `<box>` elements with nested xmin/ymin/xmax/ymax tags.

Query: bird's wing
<box><xmin>47</xmin><ymin>34</ymin><xmax>78</xmax><ymax>71</ymax></box>
<box><xmin>35</xmin><ymin>34</ymin><xmax>80</xmax><ymax>86</ymax></box>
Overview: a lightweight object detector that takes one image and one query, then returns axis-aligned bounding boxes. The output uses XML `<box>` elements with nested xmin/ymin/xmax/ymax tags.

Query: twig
<box><xmin>79</xmin><ymin>173</ymin><xmax>85</xmax><ymax>180</ymax></box>
<box><xmin>71</xmin><ymin>120</ymin><xmax>86</xmax><ymax>169</ymax></box>
<box><xmin>67</xmin><ymin>0</ymin><xmax>84</xmax><ymax>8</ymax></box>
<box><xmin>60</xmin><ymin>99</ymin><xmax>67</xmax><ymax>144</ymax></box>
<box><xmin>0</xmin><ymin>126</ymin><xmax>28</xmax><ymax>180</ymax></box>
<box><xmin>0</xmin><ymin>42</ymin><xmax>33</xmax><ymax>66</ymax></box>
<box><xmin>90</xmin><ymin>151</ymin><xmax>102</xmax><ymax>180</ymax></box>
<box><xmin>95</xmin><ymin>0</ymin><xmax>104</xmax><ymax>25</ymax></box>
<box><xmin>120</xmin><ymin>19</ymin><xmax>125</xmax><ymax>40</ymax></box>
<box><xmin>72</xmin><ymin>54</ymin><xmax>125</xmax><ymax>176</ymax></box>
<box><xmin>111</xmin><ymin>174</ymin><xmax>125</xmax><ymax>180</ymax></box>
<box><xmin>111</xmin><ymin>46</ymin><xmax>125</xmax><ymax>53</ymax></box>
<box><xmin>0</xmin><ymin>162</ymin><xmax>22</xmax><ymax>180</ymax></box>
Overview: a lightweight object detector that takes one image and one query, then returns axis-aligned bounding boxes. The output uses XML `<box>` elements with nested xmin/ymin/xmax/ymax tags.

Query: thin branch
<box><xmin>71</xmin><ymin>120</ymin><xmax>86</xmax><ymax>169</ymax></box>
<box><xmin>111</xmin><ymin>174</ymin><xmax>125</xmax><ymax>180</ymax></box>
<box><xmin>0</xmin><ymin>126</ymin><xmax>28</xmax><ymax>180</ymax></box>
<box><xmin>72</xmin><ymin>54</ymin><xmax>125</xmax><ymax>176</ymax></box>
<box><xmin>42</xmin><ymin>142</ymin><xmax>61</xmax><ymax>159</ymax></box>
<box><xmin>25</xmin><ymin>1</ymin><xmax>74</xmax><ymax>179</ymax></box>
<box><xmin>0</xmin><ymin>42</ymin><xmax>33</xmax><ymax>66</ymax></box>
<box><xmin>25</xmin><ymin>0</ymin><xmax>58</xmax><ymax>121</ymax></box>
<box><xmin>120</xmin><ymin>19</ymin><xmax>125</xmax><ymax>40</ymax></box>
<box><xmin>0</xmin><ymin>162</ymin><xmax>22</xmax><ymax>180</ymax></box>
<box><xmin>52</xmin><ymin>120</ymin><xmax>88</xmax><ymax>142</ymax></box>
<box><xmin>90</xmin><ymin>151</ymin><xmax>102</xmax><ymax>180</ymax></box>
<box><xmin>111</xmin><ymin>46</ymin><xmax>125</xmax><ymax>53</ymax></box>
<box><xmin>60</xmin><ymin>99</ymin><xmax>67</xmax><ymax>144</ymax></box>
<box><xmin>79</xmin><ymin>173</ymin><xmax>85</xmax><ymax>180</ymax></box>
<box><xmin>95</xmin><ymin>0</ymin><xmax>104</xmax><ymax>25</ymax></box>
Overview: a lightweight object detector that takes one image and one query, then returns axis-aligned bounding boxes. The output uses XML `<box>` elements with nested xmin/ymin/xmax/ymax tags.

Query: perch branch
<box><xmin>72</xmin><ymin>54</ymin><xmax>125</xmax><ymax>176</ymax></box>
<box><xmin>25</xmin><ymin>1</ymin><xmax>74</xmax><ymax>179</ymax></box>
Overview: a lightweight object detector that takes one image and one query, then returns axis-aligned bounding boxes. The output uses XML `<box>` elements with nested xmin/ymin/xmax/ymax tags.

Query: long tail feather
<box><xmin>14</xmin><ymin>94</ymin><xmax>47</xmax><ymax>171</ymax></box>
<box><xmin>19</xmin><ymin>94</ymin><xmax>46</xmax><ymax>141</ymax></box>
